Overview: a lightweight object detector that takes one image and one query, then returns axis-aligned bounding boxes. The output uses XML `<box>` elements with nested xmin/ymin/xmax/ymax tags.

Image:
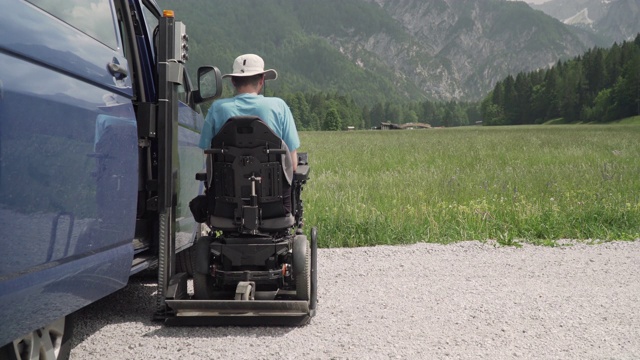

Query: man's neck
<box><xmin>236</xmin><ymin>85</ymin><xmax>260</xmax><ymax>95</ymax></box>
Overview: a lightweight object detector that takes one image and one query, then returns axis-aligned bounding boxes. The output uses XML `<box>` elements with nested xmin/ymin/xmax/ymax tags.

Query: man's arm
<box><xmin>291</xmin><ymin>149</ymin><xmax>298</xmax><ymax>172</ymax></box>
<box><xmin>279</xmin><ymin>99</ymin><xmax>299</xmax><ymax>172</ymax></box>
<box><xmin>198</xmin><ymin>104</ymin><xmax>216</xmax><ymax>150</ymax></box>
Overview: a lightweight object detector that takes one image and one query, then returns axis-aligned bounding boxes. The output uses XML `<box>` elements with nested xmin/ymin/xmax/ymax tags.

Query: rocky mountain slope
<box><xmin>349</xmin><ymin>0</ymin><xmax>598</xmax><ymax>99</ymax></box>
<box><xmin>532</xmin><ymin>0</ymin><xmax>640</xmax><ymax>43</ymax></box>
<box><xmin>161</xmin><ymin>0</ymin><xmax>602</xmax><ymax>102</ymax></box>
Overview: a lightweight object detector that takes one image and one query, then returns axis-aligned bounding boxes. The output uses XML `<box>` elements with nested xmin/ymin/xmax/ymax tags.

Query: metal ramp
<box><xmin>164</xmin><ymin>299</ymin><xmax>314</xmax><ymax>326</ymax></box>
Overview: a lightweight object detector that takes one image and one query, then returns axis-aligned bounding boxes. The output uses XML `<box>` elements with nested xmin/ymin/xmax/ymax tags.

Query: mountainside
<box><xmin>532</xmin><ymin>0</ymin><xmax>640</xmax><ymax>43</ymax></box>
<box><xmin>530</xmin><ymin>0</ymin><xmax>608</xmax><ymax>21</ymax></box>
<box><xmin>564</xmin><ymin>8</ymin><xmax>594</xmax><ymax>26</ymax></box>
<box><xmin>159</xmin><ymin>0</ymin><xmax>599</xmax><ymax>102</ymax></box>
<box><xmin>356</xmin><ymin>0</ymin><xmax>597</xmax><ymax>100</ymax></box>
<box><xmin>597</xmin><ymin>0</ymin><xmax>640</xmax><ymax>42</ymax></box>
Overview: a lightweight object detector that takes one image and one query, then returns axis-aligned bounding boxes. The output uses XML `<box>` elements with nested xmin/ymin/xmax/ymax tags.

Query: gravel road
<box><xmin>70</xmin><ymin>240</ymin><xmax>640</xmax><ymax>359</ymax></box>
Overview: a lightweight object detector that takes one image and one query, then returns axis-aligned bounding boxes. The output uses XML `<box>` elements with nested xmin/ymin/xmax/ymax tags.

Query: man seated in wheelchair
<box><xmin>197</xmin><ymin>115</ymin><xmax>309</xmax><ymax>232</ymax></box>
<box><xmin>188</xmin><ymin>54</ymin><xmax>311</xmax><ymax>301</ymax></box>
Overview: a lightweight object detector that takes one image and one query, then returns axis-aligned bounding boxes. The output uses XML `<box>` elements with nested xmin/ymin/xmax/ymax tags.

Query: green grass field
<box><xmin>299</xmin><ymin>125</ymin><xmax>640</xmax><ymax>247</ymax></box>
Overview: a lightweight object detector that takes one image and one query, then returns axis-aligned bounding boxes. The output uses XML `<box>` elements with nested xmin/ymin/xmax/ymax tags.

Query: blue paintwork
<box><xmin>0</xmin><ymin>0</ymin><xmax>138</xmax><ymax>345</ymax></box>
<box><xmin>0</xmin><ymin>0</ymin><xmax>204</xmax><ymax>346</ymax></box>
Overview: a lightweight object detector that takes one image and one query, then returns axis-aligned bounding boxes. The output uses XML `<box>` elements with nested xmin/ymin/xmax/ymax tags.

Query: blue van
<box><xmin>0</xmin><ymin>1</ymin><xmax>219</xmax><ymax>358</ymax></box>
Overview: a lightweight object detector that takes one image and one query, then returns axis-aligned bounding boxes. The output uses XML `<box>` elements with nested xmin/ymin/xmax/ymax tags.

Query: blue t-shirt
<box><xmin>199</xmin><ymin>93</ymin><xmax>300</xmax><ymax>152</ymax></box>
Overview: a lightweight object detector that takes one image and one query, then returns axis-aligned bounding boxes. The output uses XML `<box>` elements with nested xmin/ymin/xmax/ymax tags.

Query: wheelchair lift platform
<box><xmin>164</xmin><ymin>299</ymin><xmax>313</xmax><ymax>326</ymax></box>
<box><xmin>159</xmin><ymin>228</ymin><xmax>318</xmax><ymax>327</ymax></box>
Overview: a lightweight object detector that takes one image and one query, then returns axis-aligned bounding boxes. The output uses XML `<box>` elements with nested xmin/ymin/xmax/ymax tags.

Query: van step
<box><xmin>131</xmin><ymin>254</ymin><xmax>157</xmax><ymax>275</ymax></box>
<box><xmin>132</xmin><ymin>238</ymin><xmax>150</xmax><ymax>253</ymax></box>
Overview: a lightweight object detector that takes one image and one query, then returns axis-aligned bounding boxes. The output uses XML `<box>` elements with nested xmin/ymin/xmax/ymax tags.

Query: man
<box><xmin>199</xmin><ymin>54</ymin><xmax>300</xmax><ymax>171</ymax></box>
<box><xmin>194</xmin><ymin>54</ymin><xmax>300</xmax><ymax>217</ymax></box>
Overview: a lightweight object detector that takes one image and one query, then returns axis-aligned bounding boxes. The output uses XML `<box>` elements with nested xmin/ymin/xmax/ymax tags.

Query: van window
<box><xmin>176</xmin><ymin>67</ymin><xmax>192</xmax><ymax>105</ymax></box>
<box><xmin>141</xmin><ymin>4</ymin><xmax>159</xmax><ymax>50</ymax></box>
<box><xmin>27</xmin><ymin>0</ymin><xmax>118</xmax><ymax>49</ymax></box>
<box><xmin>177</xmin><ymin>80</ymin><xmax>187</xmax><ymax>104</ymax></box>
<box><xmin>137</xmin><ymin>3</ymin><xmax>159</xmax><ymax>66</ymax></box>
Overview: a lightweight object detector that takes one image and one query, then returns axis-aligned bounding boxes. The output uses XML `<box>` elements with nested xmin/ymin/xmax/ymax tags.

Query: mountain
<box><xmin>596</xmin><ymin>0</ymin><xmax>640</xmax><ymax>42</ymax></box>
<box><xmin>530</xmin><ymin>0</ymin><xmax>608</xmax><ymax>22</ymax></box>
<box><xmin>356</xmin><ymin>0</ymin><xmax>599</xmax><ymax>100</ymax></box>
<box><xmin>532</xmin><ymin>0</ymin><xmax>640</xmax><ymax>43</ymax></box>
<box><xmin>564</xmin><ymin>8</ymin><xmax>594</xmax><ymax>26</ymax></box>
<box><xmin>159</xmin><ymin>0</ymin><xmax>420</xmax><ymax>105</ymax></box>
<box><xmin>159</xmin><ymin>0</ymin><xmax>600</xmax><ymax>102</ymax></box>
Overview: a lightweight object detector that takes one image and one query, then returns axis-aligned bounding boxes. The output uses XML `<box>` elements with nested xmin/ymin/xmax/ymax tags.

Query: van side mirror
<box><xmin>194</xmin><ymin>66</ymin><xmax>222</xmax><ymax>104</ymax></box>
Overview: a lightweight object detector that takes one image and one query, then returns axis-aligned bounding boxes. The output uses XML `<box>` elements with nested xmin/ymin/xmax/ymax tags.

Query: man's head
<box><xmin>230</xmin><ymin>73</ymin><xmax>263</xmax><ymax>89</ymax></box>
<box><xmin>223</xmin><ymin>54</ymin><xmax>277</xmax><ymax>81</ymax></box>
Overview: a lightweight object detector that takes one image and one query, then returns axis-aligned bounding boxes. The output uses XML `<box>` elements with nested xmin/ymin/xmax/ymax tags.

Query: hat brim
<box><xmin>222</xmin><ymin>69</ymin><xmax>277</xmax><ymax>81</ymax></box>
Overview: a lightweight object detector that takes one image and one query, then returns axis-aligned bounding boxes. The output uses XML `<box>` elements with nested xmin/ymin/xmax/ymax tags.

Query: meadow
<box><xmin>299</xmin><ymin>125</ymin><xmax>640</xmax><ymax>247</ymax></box>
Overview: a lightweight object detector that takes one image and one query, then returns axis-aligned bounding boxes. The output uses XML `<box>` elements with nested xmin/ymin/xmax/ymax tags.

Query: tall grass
<box><xmin>299</xmin><ymin>125</ymin><xmax>640</xmax><ymax>247</ymax></box>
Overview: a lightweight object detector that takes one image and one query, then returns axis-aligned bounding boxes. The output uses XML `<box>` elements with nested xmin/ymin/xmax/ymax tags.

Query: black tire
<box><xmin>310</xmin><ymin>227</ymin><xmax>318</xmax><ymax>312</ymax></box>
<box><xmin>293</xmin><ymin>235</ymin><xmax>310</xmax><ymax>301</ymax></box>
<box><xmin>0</xmin><ymin>315</ymin><xmax>73</xmax><ymax>360</ymax></box>
<box><xmin>176</xmin><ymin>224</ymin><xmax>204</xmax><ymax>277</ymax></box>
<box><xmin>175</xmin><ymin>246</ymin><xmax>195</xmax><ymax>277</ymax></box>
<box><xmin>192</xmin><ymin>235</ymin><xmax>216</xmax><ymax>300</ymax></box>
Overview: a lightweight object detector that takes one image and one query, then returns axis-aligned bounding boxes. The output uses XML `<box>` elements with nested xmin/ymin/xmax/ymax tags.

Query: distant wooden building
<box><xmin>380</xmin><ymin>122</ymin><xmax>395</xmax><ymax>130</ymax></box>
<box><xmin>380</xmin><ymin>122</ymin><xmax>431</xmax><ymax>130</ymax></box>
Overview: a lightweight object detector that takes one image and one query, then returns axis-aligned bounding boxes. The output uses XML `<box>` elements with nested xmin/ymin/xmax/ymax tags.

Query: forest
<box><xmin>275</xmin><ymin>91</ymin><xmax>481</xmax><ymax>131</ymax></box>
<box><xmin>481</xmin><ymin>34</ymin><xmax>640</xmax><ymax>126</ymax></box>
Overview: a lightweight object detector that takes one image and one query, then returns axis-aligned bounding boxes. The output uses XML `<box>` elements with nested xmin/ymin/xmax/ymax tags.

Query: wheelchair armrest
<box><xmin>297</xmin><ymin>152</ymin><xmax>308</xmax><ymax>166</ymax></box>
<box><xmin>204</xmin><ymin>148</ymin><xmax>224</xmax><ymax>155</ymax></box>
<box><xmin>294</xmin><ymin>164</ymin><xmax>310</xmax><ymax>182</ymax></box>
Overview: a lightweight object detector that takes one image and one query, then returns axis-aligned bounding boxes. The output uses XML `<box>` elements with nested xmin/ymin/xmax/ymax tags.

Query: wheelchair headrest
<box><xmin>212</xmin><ymin>116</ymin><xmax>283</xmax><ymax>149</ymax></box>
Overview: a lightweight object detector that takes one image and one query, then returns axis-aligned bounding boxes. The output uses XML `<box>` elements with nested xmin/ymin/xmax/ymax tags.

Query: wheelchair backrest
<box><xmin>206</xmin><ymin>116</ymin><xmax>293</xmax><ymax>233</ymax></box>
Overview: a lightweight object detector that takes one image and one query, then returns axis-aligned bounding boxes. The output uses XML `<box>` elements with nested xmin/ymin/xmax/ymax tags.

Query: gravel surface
<box><xmin>70</xmin><ymin>240</ymin><xmax>640</xmax><ymax>359</ymax></box>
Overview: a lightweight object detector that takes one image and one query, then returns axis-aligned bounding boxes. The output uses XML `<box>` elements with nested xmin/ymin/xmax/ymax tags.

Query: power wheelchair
<box><xmin>190</xmin><ymin>116</ymin><xmax>317</xmax><ymax>319</ymax></box>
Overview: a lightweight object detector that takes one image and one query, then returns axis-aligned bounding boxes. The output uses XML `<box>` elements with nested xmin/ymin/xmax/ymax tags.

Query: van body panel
<box><xmin>0</xmin><ymin>0</ymin><xmax>137</xmax><ymax>346</ymax></box>
<box><xmin>0</xmin><ymin>0</ymin><xmax>132</xmax><ymax>97</ymax></box>
<box><xmin>0</xmin><ymin>242</ymin><xmax>131</xmax><ymax>346</ymax></box>
<box><xmin>0</xmin><ymin>0</ymin><xmax>204</xmax><ymax>349</ymax></box>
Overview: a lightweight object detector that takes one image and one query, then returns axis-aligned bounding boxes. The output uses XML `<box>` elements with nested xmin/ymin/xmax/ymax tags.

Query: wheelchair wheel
<box><xmin>310</xmin><ymin>227</ymin><xmax>318</xmax><ymax>312</ymax></box>
<box><xmin>293</xmin><ymin>234</ymin><xmax>310</xmax><ymax>301</ymax></box>
<box><xmin>192</xmin><ymin>236</ymin><xmax>216</xmax><ymax>300</ymax></box>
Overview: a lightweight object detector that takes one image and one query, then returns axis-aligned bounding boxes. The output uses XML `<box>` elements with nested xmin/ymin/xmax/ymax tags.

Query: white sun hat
<box><xmin>222</xmin><ymin>54</ymin><xmax>277</xmax><ymax>80</ymax></box>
